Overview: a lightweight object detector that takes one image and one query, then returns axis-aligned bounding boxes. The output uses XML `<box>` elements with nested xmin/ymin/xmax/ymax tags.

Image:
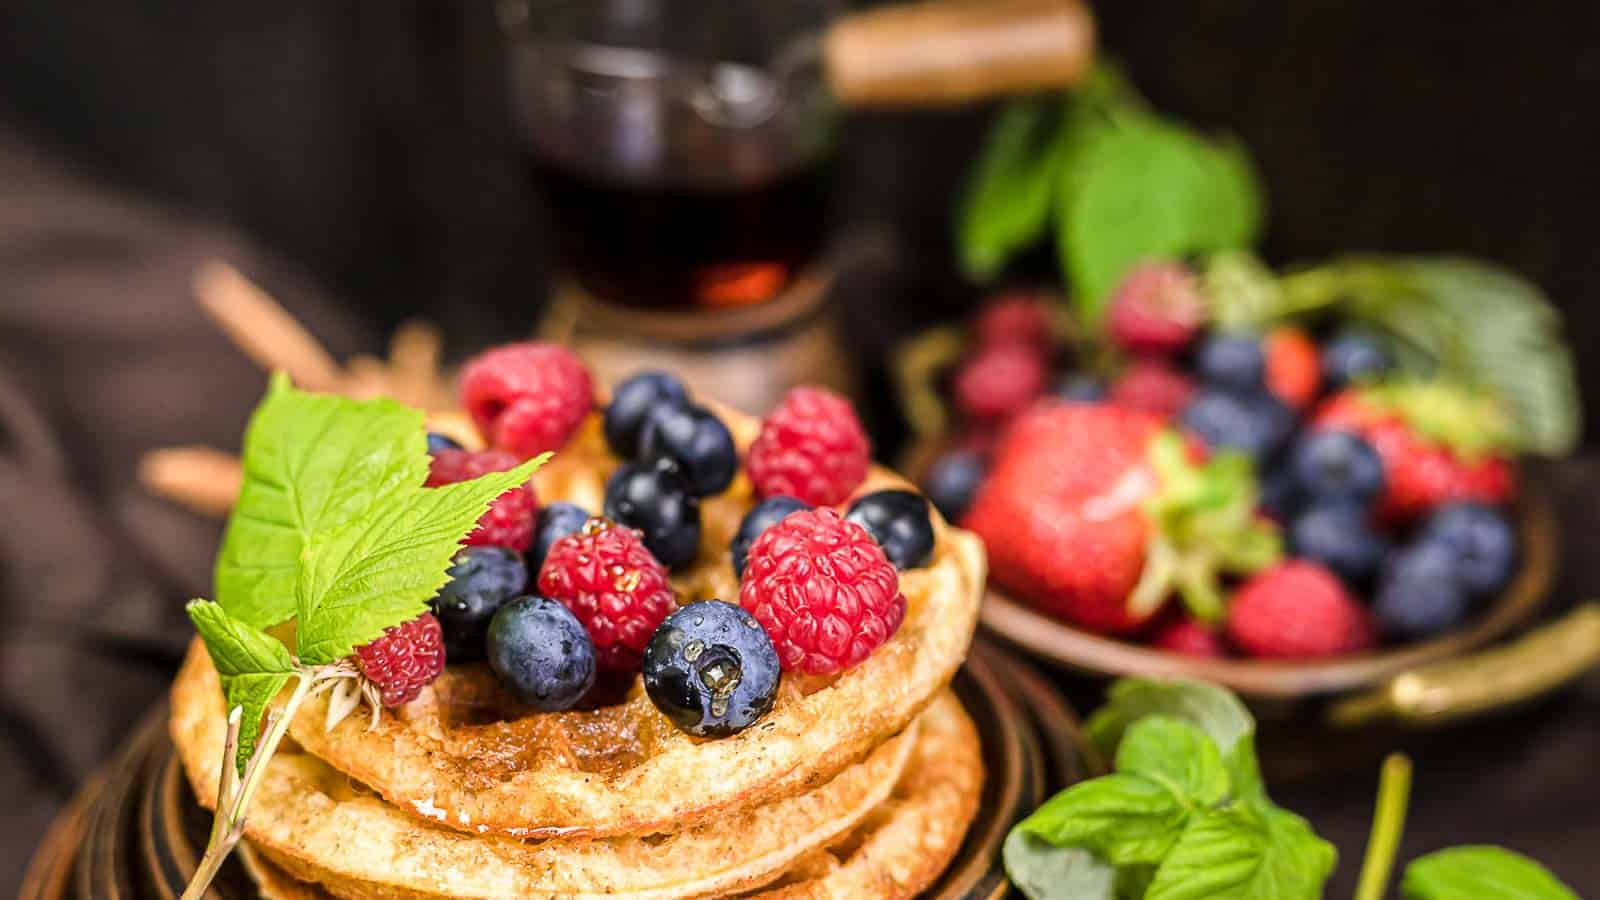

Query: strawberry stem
<box><xmin>1354</xmin><ymin>753</ymin><xmax>1413</xmax><ymax>900</ymax></box>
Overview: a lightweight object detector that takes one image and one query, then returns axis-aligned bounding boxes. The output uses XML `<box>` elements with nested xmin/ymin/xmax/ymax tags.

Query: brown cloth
<box><xmin>0</xmin><ymin>128</ymin><xmax>374</xmax><ymax>894</ymax></box>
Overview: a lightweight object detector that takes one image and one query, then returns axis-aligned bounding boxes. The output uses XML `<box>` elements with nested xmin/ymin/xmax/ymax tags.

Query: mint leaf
<box><xmin>214</xmin><ymin>373</ymin><xmax>429</xmax><ymax>628</ymax></box>
<box><xmin>958</xmin><ymin>97</ymin><xmax>1069</xmax><ymax>282</ymax></box>
<box><xmin>1402</xmin><ymin>846</ymin><xmax>1579</xmax><ymax>900</ymax></box>
<box><xmin>1020</xmin><ymin>774</ymin><xmax>1189</xmax><ymax>866</ymax></box>
<box><xmin>1115</xmin><ymin>717</ymin><xmax>1229</xmax><ymax>808</ymax></box>
<box><xmin>1004</xmin><ymin>829</ymin><xmax>1116</xmax><ymax>900</ymax></box>
<box><xmin>293</xmin><ymin>455</ymin><xmax>546</xmax><ymax>664</ymax></box>
<box><xmin>1144</xmin><ymin>806</ymin><xmax>1334</xmax><ymax>900</ymax></box>
<box><xmin>1088</xmin><ymin>678</ymin><xmax>1266</xmax><ymax>805</ymax></box>
<box><xmin>186</xmin><ymin>600</ymin><xmax>295</xmax><ymax>772</ymax></box>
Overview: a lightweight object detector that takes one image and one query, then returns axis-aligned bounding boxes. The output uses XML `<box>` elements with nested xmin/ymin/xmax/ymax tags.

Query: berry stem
<box><xmin>180</xmin><ymin>670</ymin><xmax>318</xmax><ymax>900</ymax></box>
<box><xmin>1354</xmin><ymin>753</ymin><xmax>1413</xmax><ymax>900</ymax></box>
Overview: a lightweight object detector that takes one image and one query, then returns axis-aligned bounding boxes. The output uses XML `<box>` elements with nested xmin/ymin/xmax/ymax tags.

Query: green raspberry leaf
<box><xmin>1144</xmin><ymin>806</ymin><xmax>1335</xmax><ymax>900</ymax></box>
<box><xmin>1087</xmin><ymin>679</ymin><xmax>1267</xmax><ymax>805</ymax></box>
<box><xmin>1019</xmin><ymin>773</ymin><xmax>1190</xmax><ymax>867</ymax></box>
<box><xmin>186</xmin><ymin>599</ymin><xmax>295</xmax><ymax>773</ymax></box>
<box><xmin>293</xmin><ymin>455</ymin><xmax>547</xmax><ymax>664</ymax></box>
<box><xmin>214</xmin><ymin>373</ymin><xmax>429</xmax><ymax>628</ymax></box>
<box><xmin>1003</xmin><ymin>828</ymin><xmax>1117</xmax><ymax>900</ymax></box>
<box><xmin>957</xmin><ymin>96</ymin><xmax>1070</xmax><ymax>283</ymax></box>
<box><xmin>1115</xmin><ymin>716</ymin><xmax>1230</xmax><ymax>808</ymax></box>
<box><xmin>1402</xmin><ymin>846</ymin><xmax>1580</xmax><ymax>900</ymax></box>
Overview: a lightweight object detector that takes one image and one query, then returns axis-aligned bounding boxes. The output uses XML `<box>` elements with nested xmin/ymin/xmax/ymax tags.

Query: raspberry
<box><xmin>459</xmin><ymin>342</ymin><xmax>594</xmax><ymax>457</ymax></box>
<box><xmin>746</xmin><ymin>386</ymin><xmax>871</xmax><ymax>507</ymax></box>
<box><xmin>952</xmin><ymin>342</ymin><xmax>1048</xmax><ymax>422</ymax></box>
<box><xmin>739</xmin><ymin>507</ymin><xmax>906</xmax><ymax>674</ymax></box>
<box><xmin>537</xmin><ymin>520</ymin><xmax>675</xmax><ymax>672</ymax></box>
<box><xmin>1264</xmin><ymin>326</ymin><xmax>1322</xmax><ymax>410</ymax></box>
<box><xmin>1110</xmin><ymin>360</ymin><xmax>1196</xmax><ymax>418</ymax></box>
<box><xmin>355</xmin><ymin>613</ymin><xmax>446</xmax><ymax>707</ymax></box>
<box><xmin>427</xmin><ymin>449</ymin><xmax>538</xmax><ymax>550</ymax></box>
<box><xmin>1107</xmin><ymin>262</ymin><xmax>1206</xmax><ymax>356</ymax></box>
<box><xmin>1226</xmin><ymin>561</ymin><xmax>1366</xmax><ymax>659</ymax></box>
<box><xmin>974</xmin><ymin>293</ymin><xmax>1053</xmax><ymax>347</ymax></box>
<box><xmin>1150</xmin><ymin>616</ymin><xmax>1226</xmax><ymax>657</ymax></box>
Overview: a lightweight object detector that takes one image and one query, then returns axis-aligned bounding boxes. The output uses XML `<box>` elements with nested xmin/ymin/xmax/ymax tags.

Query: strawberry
<box><xmin>964</xmin><ymin>404</ymin><xmax>1280</xmax><ymax>635</ymax></box>
<box><xmin>1311</xmin><ymin>382</ymin><xmax>1516</xmax><ymax>522</ymax></box>
<box><xmin>1263</xmin><ymin>325</ymin><xmax>1322</xmax><ymax>410</ymax></box>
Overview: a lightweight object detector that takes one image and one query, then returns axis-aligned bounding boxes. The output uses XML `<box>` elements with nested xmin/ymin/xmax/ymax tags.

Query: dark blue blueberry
<box><xmin>1420</xmin><ymin>502</ymin><xmax>1518</xmax><ymax>597</ymax></box>
<box><xmin>1321</xmin><ymin>330</ymin><xmax>1391</xmax><ymax>389</ymax></box>
<box><xmin>923</xmin><ymin>450</ymin><xmax>986</xmax><ymax>522</ymax></box>
<box><xmin>731</xmin><ymin>495</ymin><xmax>810</xmax><ymax>578</ymax></box>
<box><xmin>1288</xmin><ymin>504</ymin><xmax>1389</xmax><ymax>586</ymax></box>
<box><xmin>1289</xmin><ymin>431</ymin><xmax>1385</xmax><ymax>504</ymax></box>
<box><xmin>430</xmin><ymin>546</ymin><xmax>528</xmax><ymax>661</ymax></box>
<box><xmin>638</xmin><ymin>403</ymin><xmax>737</xmax><ymax>497</ymax></box>
<box><xmin>1179</xmin><ymin>388</ymin><xmax>1295</xmax><ymax>460</ymax></box>
<box><xmin>1195</xmin><ymin>332</ymin><xmax>1266</xmax><ymax>390</ymax></box>
<box><xmin>643</xmin><ymin>600</ymin><xmax>780</xmax><ymax>737</ymax></box>
<box><xmin>604</xmin><ymin>371</ymin><xmax>689</xmax><ymax>459</ymax></box>
<box><xmin>486</xmin><ymin>595</ymin><xmax>596</xmax><ymax>710</ymax></box>
<box><xmin>426</xmin><ymin>431</ymin><xmax>463</xmax><ymax>454</ymax></box>
<box><xmin>1373</xmin><ymin>541</ymin><xmax>1470</xmax><ymax>640</ymax></box>
<box><xmin>1052</xmin><ymin>373</ymin><xmax>1108</xmax><ymax>403</ymax></box>
<box><xmin>529</xmin><ymin>502</ymin><xmax>591</xmax><ymax>578</ymax></box>
<box><xmin>603</xmin><ymin>462</ymin><xmax>701</xmax><ymax>570</ymax></box>
<box><xmin>846</xmin><ymin>490</ymin><xmax>936</xmax><ymax>570</ymax></box>
<box><xmin>1258</xmin><ymin>464</ymin><xmax>1304</xmax><ymax>521</ymax></box>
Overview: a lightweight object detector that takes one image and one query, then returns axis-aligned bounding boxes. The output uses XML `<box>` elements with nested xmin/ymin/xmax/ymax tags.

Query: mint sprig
<box><xmin>178</xmin><ymin>376</ymin><xmax>547</xmax><ymax>900</ymax></box>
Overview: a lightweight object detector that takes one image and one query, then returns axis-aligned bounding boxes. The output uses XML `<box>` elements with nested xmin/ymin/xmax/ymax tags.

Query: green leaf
<box><xmin>1115</xmin><ymin>717</ymin><xmax>1230</xmax><ymax>808</ymax></box>
<box><xmin>1004</xmin><ymin>828</ymin><xmax>1117</xmax><ymax>900</ymax></box>
<box><xmin>1086</xmin><ymin>679</ymin><xmax>1266</xmax><ymax>804</ymax></box>
<box><xmin>214</xmin><ymin>373</ymin><xmax>429</xmax><ymax>628</ymax></box>
<box><xmin>1020</xmin><ymin>774</ymin><xmax>1191</xmax><ymax>866</ymax></box>
<box><xmin>293</xmin><ymin>455</ymin><xmax>547</xmax><ymax>664</ymax></box>
<box><xmin>186</xmin><ymin>600</ymin><xmax>295</xmax><ymax>772</ymax></box>
<box><xmin>1402</xmin><ymin>846</ymin><xmax>1579</xmax><ymax>900</ymax></box>
<box><xmin>958</xmin><ymin>98</ymin><xmax>1068</xmax><ymax>282</ymax></box>
<box><xmin>1144</xmin><ymin>806</ymin><xmax>1335</xmax><ymax>900</ymax></box>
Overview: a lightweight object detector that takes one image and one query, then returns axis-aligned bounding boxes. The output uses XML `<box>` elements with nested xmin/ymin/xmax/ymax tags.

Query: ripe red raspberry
<box><xmin>1226</xmin><ymin>561</ymin><xmax>1366</xmax><ymax>659</ymax></box>
<box><xmin>1107</xmin><ymin>262</ymin><xmax>1206</xmax><ymax>356</ymax></box>
<box><xmin>459</xmin><ymin>342</ymin><xmax>594</xmax><ymax>457</ymax></box>
<box><xmin>355</xmin><ymin>613</ymin><xmax>446</xmax><ymax>707</ymax></box>
<box><xmin>1150</xmin><ymin>616</ymin><xmax>1226</xmax><ymax>657</ymax></box>
<box><xmin>427</xmin><ymin>449</ymin><xmax>538</xmax><ymax>550</ymax></box>
<box><xmin>537</xmin><ymin>521</ymin><xmax>674</xmax><ymax>672</ymax></box>
<box><xmin>1110</xmin><ymin>360</ymin><xmax>1196</xmax><ymax>418</ymax></box>
<box><xmin>739</xmin><ymin>507</ymin><xmax>905</xmax><ymax>674</ymax></box>
<box><xmin>952</xmin><ymin>341</ymin><xmax>1048</xmax><ymax>422</ymax></box>
<box><xmin>974</xmin><ymin>293</ymin><xmax>1053</xmax><ymax>348</ymax></box>
<box><xmin>1264</xmin><ymin>326</ymin><xmax>1322</xmax><ymax>410</ymax></box>
<box><xmin>746</xmin><ymin>386</ymin><xmax>871</xmax><ymax>507</ymax></box>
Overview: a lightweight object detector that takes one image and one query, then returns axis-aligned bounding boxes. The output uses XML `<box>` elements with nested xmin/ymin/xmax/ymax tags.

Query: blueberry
<box><xmin>1420</xmin><ymin>502</ymin><xmax>1517</xmax><ymax>597</ymax></box>
<box><xmin>529</xmin><ymin>502</ymin><xmax>591</xmax><ymax>578</ymax></box>
<box><xmin>1052</xmin><ymin>374</ymin><xmax>1107</xmax><ymax>403</ymax></box>
<box><xmin>1289</xmin><ymin>431</ymin><xmax>1385</xmax><ymax>504</ymax></box>
<box><xmin>923</xmin><ymin>450</ymin><xmax>986</xmax><ymax>522</ymax></box>
<box><xmin>846</xmin><ymin>490</ymin><xmax>935</xmax><ymax>570</ymax></box>
<box><xmin>1195</xmin><ymin>333</ymin><xmax>1265</xmax><ymax>390</ymax></box>
<box><xmin>604</xmin><ymin>371</ymin><xmax>689</xmax><ymax>459</ymax></box>
<box><xmin>1288</xmin><ymin>504</ymin><xmax>1389</xmax><ymax>586</ymax></box>
<box><xmin>1179</xmin><ymin>388</ymin><xmax>1295</xmax><ymax>460</ymax></box>
<box><xmin>603</xmin><ymin>462</ymin><xmax>701</xmax><ymax>570</ymax></box>
<box><xmin>732</xmin><ymin>496</ymin><xmax>810</xmax><ymax>578</ymax></box>
<box><xmin>1258</xmin><ymin>464</ymin><xmax>1304</xmax><ymax>521</ymax></box>
<box><xmin>638</xmin><ymin>403</ymin><xmax>737</xmax><ymax>497</ymax></box>
<box><xmin>486</xmin><ymin>596</ymin><xmax>597</xmax><ymax>710</ymax></box>
<box><xmin>1374</xmin><ymin>542</ymin><xmax>1470</xmax><ymax>640</ymax></box>
<box><xmin>430</xmin><ymin>546</ymin><xmax>529</xmax><ymax>661</ymax></box>
<box><xmin>426</xmin><ymin>431</ymin><xmax>463</xmax><ymax>453</ymax></box>
<box><xmin>643</xmin><ymin>600</ymin><xmax>780</xmax><ymax>737</ymax></box>
<box><xmin>1321</xmin><ymin>330</ymin><xmax>1391</xmax><ymax>389</ymax></box>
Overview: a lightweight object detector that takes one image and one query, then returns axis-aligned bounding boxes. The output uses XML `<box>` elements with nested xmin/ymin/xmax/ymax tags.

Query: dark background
<box><xmin>1</xmin><ymin>1</ymin><xmax>1597</xmax><ymax>896</ymax></box>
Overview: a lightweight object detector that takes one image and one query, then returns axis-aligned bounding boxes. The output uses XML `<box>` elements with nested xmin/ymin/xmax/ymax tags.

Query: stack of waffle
<box><xmin>169</xmin><ymin>409</ymin><xmax>988</xmax><ymax>899</ymax></box>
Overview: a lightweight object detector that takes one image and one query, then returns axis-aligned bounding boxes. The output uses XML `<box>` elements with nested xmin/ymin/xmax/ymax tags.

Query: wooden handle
<box><xmin>824</xmin><ymin>0</ymin><xmax>1095</xmax><ymax>107</ymax></box>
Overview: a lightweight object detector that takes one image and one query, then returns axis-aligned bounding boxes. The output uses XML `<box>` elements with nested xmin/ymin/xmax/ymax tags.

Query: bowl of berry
<box><xmin>898</xmin><ymin>252</ymin><xmax>1595</xmax><ymax>714</ymax></box>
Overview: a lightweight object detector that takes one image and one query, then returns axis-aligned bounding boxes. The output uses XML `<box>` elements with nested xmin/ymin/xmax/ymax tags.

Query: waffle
<box><xmin>231</xmin><ymin>691</ymin><xmax>982</xmax><ymax>900</ymax></box>
<box><xmin>273</xmin><ymin>411</ymin><xmax>985</xmax><ymax>839</ymax></box>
